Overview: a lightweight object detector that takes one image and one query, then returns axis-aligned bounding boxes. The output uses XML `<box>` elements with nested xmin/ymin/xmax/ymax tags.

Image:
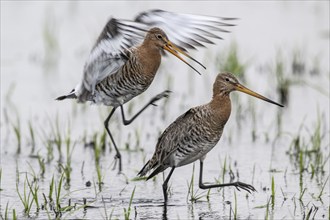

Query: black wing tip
<box><xmin>108</xmin><ymin>17</ymin><xmax>117</xmax><ymax>23</ymax></box>
<box><xmin>146</xmin><ymin>173</ymin><xmax>155</xmax><ymax>181</ymax></box>
<box><xmin>55</xmin><ymin>95</ymin><xmax>67</xmax><ymax>101</ymax></box>
<box><xmin>55</xmin><ymin>89</ymin><xmax>77</xmax><ymax>101</ymax></box>
<box><xmin>221</xmin><ymin>17</ymin><xmax>240</xmax><ymax>21</ymax></box>
<box><xmin>134</xmin><ymin>9</ymin><xmax>164</xmax><ymax>22</ymax></box>
<box><xmin>137</xmin><ymin>161</ymin><xmax>150</xmax><ymax>177</ymax></box>
<box><xmin>146</xmin><ymin>165</ymin><xmax>165</xmax><ymax>180</ymax></box>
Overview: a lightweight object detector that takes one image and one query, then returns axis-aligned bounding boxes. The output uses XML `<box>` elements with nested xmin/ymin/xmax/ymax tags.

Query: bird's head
<box><xmin>146</xmin><ymin>27</ymin><xmax>169</xmax><ymax>48</ymax></box>
<box><xmin>145</xmin><ymin>27</ymin><xmax>205</xmax><ymax>75</ymax></box>
<box><xmin>213</xmin><ymin>72</ymin><xmax>284</xmax><ymax>107</ymax></box>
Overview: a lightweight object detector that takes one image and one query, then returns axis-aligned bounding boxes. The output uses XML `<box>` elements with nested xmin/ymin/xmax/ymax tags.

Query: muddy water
<box><xmin>1</xmin><ymin>1</ymin><xmax>329</xmax><ymax>219</ymax></box>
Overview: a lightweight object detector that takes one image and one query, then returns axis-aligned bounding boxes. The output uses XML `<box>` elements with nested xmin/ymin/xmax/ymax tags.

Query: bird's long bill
<box><xmin>235</xmin><ymin>84</ymin><xmax>284</xmax><ymax>107</ymax></box>
<box><xmin>163</xmin><ymin>41</ymin><xmax>205</xmax><ymax>75</ymax></box>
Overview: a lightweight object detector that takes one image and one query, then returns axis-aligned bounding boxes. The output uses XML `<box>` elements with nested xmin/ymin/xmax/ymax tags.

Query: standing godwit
<box><xmin>56</xmin><ymin>10</ymin><xmax>236</xmax><ymax>172</ymax></box>
<box><xmin>138</xmin><ymin>72</ymin><xmax>284</xmax><ymax>202</ymax></box>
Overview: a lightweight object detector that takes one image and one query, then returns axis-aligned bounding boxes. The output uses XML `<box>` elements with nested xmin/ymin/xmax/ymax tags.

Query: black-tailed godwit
<box><xmin>138</xmin><ymin>72</ymin><xmax>283</xmax><ymax>202</ymax></box>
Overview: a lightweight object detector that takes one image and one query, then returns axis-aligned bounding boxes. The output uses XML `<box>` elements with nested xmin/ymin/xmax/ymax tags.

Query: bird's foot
<box><xmin>149</xmin><ymin>90</ymin><xmax>171</xmax><ymax>106</ymax></box>
<box><xmin>234</xmin><ymin>181</ymin><xmax>256</xmax><ymax>194</ymax></box>
<box><xmin>112</xmin><ymin>153</ymin><xmax>122</xmax><ymax>174</ymax></box>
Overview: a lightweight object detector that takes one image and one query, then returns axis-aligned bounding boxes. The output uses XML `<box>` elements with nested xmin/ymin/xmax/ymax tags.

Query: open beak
<box><xmin>235</xmin><ymin>83</ymin><xmax>284</xmax><ymax>107</ymax></box>
<box><xmin>163</xmin><ymin>41</ymin><xmax>206</xmax><ymax>75</ymax></box>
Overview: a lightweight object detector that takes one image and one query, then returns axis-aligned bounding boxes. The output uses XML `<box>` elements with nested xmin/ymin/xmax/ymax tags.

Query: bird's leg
<box><xmin>119</xmin><ymin>90</ymin><xmax>171</xmax><ymax>125</ymax></box>
<box><xmin>162</xmin><ymin>167</ymin><xmax>175</xmax><ymax>204</ymax></box>
<box><xmin>198</xmin><ymin>161</ymin><xmax>256</xmax><ymax>193</ymax></box>
<box><xmin>162</xmin><ymin>204</ymin><xmax>168</xmax><ymax>220</ymax></box>
<box><xmin>104</xmin><ymin>107</ymin><xmax>122</xmax><ymax>173</ymax></box>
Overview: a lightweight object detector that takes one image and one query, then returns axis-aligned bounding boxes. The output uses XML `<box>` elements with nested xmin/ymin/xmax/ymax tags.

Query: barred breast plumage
<box><xmin>91</xmin><ymin>47</ymin><xmax>160</xmax><ymax>106</ymax></box>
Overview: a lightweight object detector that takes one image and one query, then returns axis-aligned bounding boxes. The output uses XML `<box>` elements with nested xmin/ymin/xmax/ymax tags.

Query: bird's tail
<box><xmin>138</xmin><ymin>161</ymin><xmax>167</xmax><ymax>180</ymax></box>
<box><xmin>137</xmin><ymin>161</ymin><xmax>150</xmax><ymax>177</ymax></box>
<box><xmin>146</xmin><ymin>165</ymin><xmax>166</xmax><ymax>181</ymax></box>
<box><xmin>56</xmin><ymin>89</ymin><xmax>77</xmax><ymax>101</ymax></box>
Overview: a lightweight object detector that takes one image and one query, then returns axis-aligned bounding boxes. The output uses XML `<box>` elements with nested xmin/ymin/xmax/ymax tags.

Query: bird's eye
<box><xmin>225</xmin><ymin>78</ymin><xmax>230</xmax><ymax>82</ymax></box>
<box><xmin>156</xmin><ymin>34</ymin><xmax>162</xmax><ymax>39</ymax></box>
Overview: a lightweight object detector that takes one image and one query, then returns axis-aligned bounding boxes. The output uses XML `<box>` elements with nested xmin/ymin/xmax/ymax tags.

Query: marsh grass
<box><xmin>274</xmin><ymin>53</ymin><xmax>292</xmax><ymax>106</ymax></box>
<box><xmin>134</xmin><ymin>129</ymin><xmax>142</xmax><ymax>151</ymax></box>
<box><xmin>265</xmin><ymin>197</ymin><xmax>271</xmax><ymax>220</ymax></box>
<box><xmin>316</xmin><ymin>176</ymin><xmax>329</xmax><ymax>200</ymax></box>
<box><xmin>44</xmin><ymin>138</ymin><xmax>54</xmax><ymax>162</ymax></box>
<box><xmin>28</xmin><ymin>120</ymin><xmax>36</xmax><ymax>154</ymax></box>
<box><xmin>91</xmin><ymin>131</ymin><xmax>106</xmax><ymax>191</ymax></box>
<box><xmin>248</xmin><ymin>101</ymin><xmax>258</xmax><ymax>142</ymax></box>
<box><xmin>12</xmin><ymin>209</ymin><xmax>17</xmax><ymax>220</ymax></box>
<box><xmin>15</xmin><ymin>163</ymin><xmax>20</xmax><ymax>184</ymax></box>
<box><xmin>40</xmin><ymin>115</ymin><xmax>63</xmax><ymax>162</ymax></box>
<box><xmin>51</xmin><ymin>116</ymin><xmax>63</xmax><ymax>159</ymax></box>
<box><xmin>36</xmin><ymin>154</ymin><xmax>46</xmax><ymax>178</ymax></box>
<box><xmin>102</xmin><ymin>196</ymin><xmax>115</xmax><ymax>220</ymax></box>
<box><xmin>26</xmin><ymin>174</ymin><xmax>40</xmax><ymax>212</ymax></box>
<box><xmin>0</xmin><ymin>202</ymin><xmax>17</xmax><ymax>220</ymax></box>
<box><xmin>12</xmin><ymin>116</ymin><xmax>21</xmax><ymax>154</ymax></box>
<box><xmin>216</xmin><ymin>42</ymin><xmax>246</xmax><ymax>81</ymax></box>
<box><xmin>122</xmin><ymin>128</ymin><xmax>145</xmax><ymax>153</ymax></box>
<box><xmin>95</xmin><ymin>163</ymin><xmax>103</xmax><ymax>191</ymax></box>
<box><xmin>54</xmin><ymin>173</ymin><xmax>64</xmax><ymax>217</ymax></box>
<box><xmin>61</xmin><ymin>127</ymin><xmax>75</xmax><ymax>188</ymax></box>
<box><xmin>254</xmin><ymin>196</ymin><xmax>272</xmax><ymax>220</ymax></box>
<box><xmin>16</xmin><ymin>174</ymin><xmax>35</xmax><ymax>215</ymax></box>
<box><xmin>25</xmin><ymin>171</ymin><xmax>91</xmax><ymax>219</ymax></box>
<box><xmin>271</xmin><ymin>50</ymin><xmax>327</xmax><ymax>109</ymax></box>
<box><xmin>92</xmin><ymin>131</ymin><xmax>105</xmax><ymax>164</ymax></box>
<box><xmin>186</xmin><ymin>164</ymin><xmax>210</xmax><ymax>203</ymax></box>
<box><xmin>3</xmin><ymin>202</ymin><xmax>9</xmax><ymax>220</ymax></box>
<box><xmin>299</xmin><ymin>187</ymin><xmax>307</xmax><ymax>201</ymax></box>
<box><xmin>291</xmin><ymin>49</ymin><xmax>306</xmax><ymax>75</ymax></box>
<box><xmin>284</xmin><ymin>116</ymin><xmax>329</xmax><ymax>205</ymax></box>
<box><xmin>187</xmin><ymin>164</ymin><xmax>203</xmax><ymax>202</ymax></box>
<box><xmin>286</xmin><ymin>113</ymin><xmax>329</xmax><ymax>189</ymax></box>
<box><xmin>48</xmin><ymin>175</ymin><xmax>55</xmax><ymax>203</ymax></box>
<box><xmin>215</xmin><ymin>156</ymin><xmax>236</xmax><ymax>193</ymax></box>
<box><xmin>222</xmin><ymin>156</ymin><xmax>227</xmax><ymax>185</ymax></box>
<box><xmin>124</xmin><ymin>186</ymin><xmax>136</xmax><ymax>220</ymax></box>
<box><xmin>233</xmin><ymin>191</ymin><xmax>237</xmax><ymax>220</ymax></box>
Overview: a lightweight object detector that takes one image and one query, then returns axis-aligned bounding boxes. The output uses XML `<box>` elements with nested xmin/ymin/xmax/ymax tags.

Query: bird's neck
<box><xmin>138</xmin><ymin>42</ymin><xmax>162</xmax><ymax>78</ymax></box>
<box><xmin>209</xmin><ymin>93</ymin><xmax>232</xmax><ymax>128</ymax></box>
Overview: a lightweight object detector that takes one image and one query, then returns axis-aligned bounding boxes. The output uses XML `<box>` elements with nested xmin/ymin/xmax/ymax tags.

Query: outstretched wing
<box><xmin>82</xmin><ymin>10</ymin><xmax>237</xmax><ymax>93</ymax></box>
<box><xmin>134</xmin><ymin>9</ymin><xmax>237</xmax><ymax>51</ymax></box>
<box><xmin>82</xmin><ymin>18</ymin><xmax>148</xmax><ymax>93</ymax></box>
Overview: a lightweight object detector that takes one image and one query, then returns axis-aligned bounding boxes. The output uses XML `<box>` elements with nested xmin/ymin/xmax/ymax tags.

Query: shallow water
<box><xmin>1</xmin><ymin>1</ymin><xmax>329</xmax><ymax>219</ymax></box>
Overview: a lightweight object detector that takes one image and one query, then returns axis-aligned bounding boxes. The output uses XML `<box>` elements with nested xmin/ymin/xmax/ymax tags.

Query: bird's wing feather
<box><xmin>148</xmin><ymin>107</ymin><xmax>199</xmax><ymax>171</ymax></box>
<box><xmin>134</xmin><ymin>9</ymin><xmax>237</xmax><ymax>51</ymax></box>
<box><xmin>82</xmin><ymin>18</ymin><xmax>148</xmax><ymax>93</ymax></box>
<box><xmin>82</xmin><ymin>10</ymin><xmax>236</xmax><ymax>93</ymax></box>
